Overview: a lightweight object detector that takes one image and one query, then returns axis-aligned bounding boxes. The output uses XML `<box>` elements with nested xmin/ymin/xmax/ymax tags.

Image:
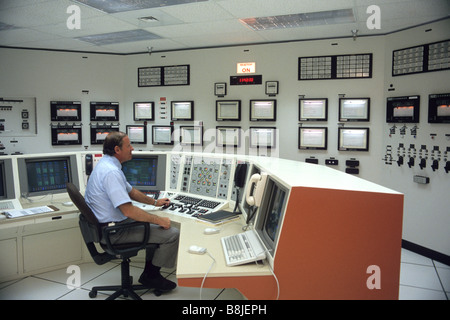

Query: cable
<box><xmin>199</xmin><ymin>250</ymin><xmax>216</xmax><ymax>300</ymax></box>
<box><xmin>268</xmin><ymin>263</ymin><xmax>280</xmax><ymax>300</ymax></box>
<box><xmin>254</xmin><ymin>248</ymin><xmax>280</xmax><ymax>300</ymax></box>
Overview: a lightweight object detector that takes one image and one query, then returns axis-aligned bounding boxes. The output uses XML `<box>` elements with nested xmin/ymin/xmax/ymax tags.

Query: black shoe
<box><xmin>139</xmin><ymin>273</ymin><xmax>177</xmax><ymax>292</ymax></box>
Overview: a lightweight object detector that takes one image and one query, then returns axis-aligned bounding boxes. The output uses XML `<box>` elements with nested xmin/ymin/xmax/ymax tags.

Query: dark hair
<box><xmin>103</xmin><ymin>131</ymin><xmax>127</xmax><ymax>156</ymax></box>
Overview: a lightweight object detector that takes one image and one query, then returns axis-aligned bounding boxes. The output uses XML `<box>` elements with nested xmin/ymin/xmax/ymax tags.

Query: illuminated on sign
<box><xmin>237</xmin><ymin>62</ymin><xmax>256</xmax><ymax>74</ymax></box>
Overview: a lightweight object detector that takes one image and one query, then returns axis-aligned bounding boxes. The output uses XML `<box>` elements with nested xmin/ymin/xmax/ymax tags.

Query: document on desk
<box><xmin>4</xmin><ymin>205</ymin><xmax>56</xmax><ymax>218</ymax></box>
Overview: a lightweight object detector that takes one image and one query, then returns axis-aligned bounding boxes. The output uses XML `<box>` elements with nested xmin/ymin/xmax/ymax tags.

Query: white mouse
<box><xmin>62</xmin><ymin>201</ymin><xmax>74</xmax><ymax>207</ymax></box>
<box><xmin>204</xmin><ymin>227</ymin><xmax>220</xmax><ymax>235</ymax></box>
<box><xmin>188</xmin><ymin>245</ymin><xmax>207</xmax><ymax>255</ymax></box>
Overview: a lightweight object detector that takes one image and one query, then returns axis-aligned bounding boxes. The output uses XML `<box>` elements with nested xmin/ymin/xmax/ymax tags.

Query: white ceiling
<box><xmin>0</xmin><ymin>0</ymin><xmax>448</xmax><ymax>55</ymax></box>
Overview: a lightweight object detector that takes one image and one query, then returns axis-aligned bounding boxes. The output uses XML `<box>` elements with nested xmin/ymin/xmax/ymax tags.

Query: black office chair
<box><xmin>66</xmin><ymin>182</ymin><xmax>160</xmax><ymax>300</ymax></box>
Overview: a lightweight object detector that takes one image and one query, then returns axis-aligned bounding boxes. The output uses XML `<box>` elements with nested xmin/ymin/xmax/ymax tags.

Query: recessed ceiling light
<box><xmin>76</xmin><ymin>29</ymin><xmax>161</xmax><ymax>46</ymax></box>
<box><xmin>73</xmin><ymin>0</ymin><xmax>208</xmax><ymax>13</ymax></box>
<box><xmin>240</xmin><ymin>9</ymin><xmax>355</xmax><ymax>31</ymax></box>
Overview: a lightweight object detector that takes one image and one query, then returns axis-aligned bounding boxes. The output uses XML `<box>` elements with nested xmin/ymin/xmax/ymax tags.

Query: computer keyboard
<box><xmin>162</xmin><ymin>193</ymin><xmax>228</xmax><ymax>219</ymax></box>
<box><xmin>221</xmin><ymin>230</ymin><xmax>266</xmax><ymax>266</ymax></box>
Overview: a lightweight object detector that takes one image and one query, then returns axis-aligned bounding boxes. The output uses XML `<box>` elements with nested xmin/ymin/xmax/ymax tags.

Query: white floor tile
<box><xmin>399</xmin><ymin>285</ymin><xmax>447</xmax><ymax>300</ymax></box>
<box><xmin>400</xmin><ymin>263</ymin><xmax>442</xmax><ymax>291</ymax></box>
<box><xmin>0</xmin><ymin>277</ymin><xmax>70</xmax><ymax>300</ymax></box>
<box><xmin>435</xmin><ymin>266</ymin><xmax>450</xmax><ymax>293</ymax></box>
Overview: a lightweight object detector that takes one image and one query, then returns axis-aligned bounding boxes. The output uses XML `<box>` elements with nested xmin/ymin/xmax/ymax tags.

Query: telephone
<box><xmin>234</xmin><ymin>163</ymin><xmax>248</xmax><ymax>188</ymax></box>
<box><xmin>245</xmin><ymin>172</ymin><xmax>268</xmax><ymax>207</ymax></box>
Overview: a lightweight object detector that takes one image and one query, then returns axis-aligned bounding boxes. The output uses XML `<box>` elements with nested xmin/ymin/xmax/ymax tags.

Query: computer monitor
<box><xmin>338</xmin><ymin>127</ymin><xmax>370</xmax><ymax>151</ymax></box>
<box><xmin>171</xmin><ymin>101</ymin><xmax>194</xmax><ymax>121</ymax></box>
<box><xmin>298</xmin><ymin>127</ymin><xmax>328</xmax><ymax>150</ymax></box>
<box><xmin>121</xmin><ymin>154</ymin><xmax>166</xmax><ymax>192</ymax></box>
<box><xmin>0</xmin><ymin>159</ymin><xmax>16</xmax><ymax>200</ymax></box>
<box><xmin>17</xmin><ymin>155</ymin><xmax>80</xmax><ymax>197</ymax></box>
<box><xmin>299</xmin><ymin>98</ymin><xmax>328</xmax><ymax>121</ymax></box>
<box><xmin>133</xmin><ymin>101</ymin><xmax>154</xmax><ymax>121</ymax></box>
<box><xmin>428</xmin><ymin>93</ymin><xmax>450</xmax><ymax>123</ymax></box>
<box><xmin>90</xmin><ymin>101</ymin><xmax>119</xmax><ymax>121</ymax></box>
<box><xmin>254</xmin><ymin>175</ymin><xmax>289</xmax><ymax>264</ymax></box>
<box><xmin>152</xmin><ymin>125</ymin><xmax>174</xmax><ymax>145</ymax></box>
<box><xmin>50</xmin><ymin>101</ymin><xmax>82</xmax><ymax>121</ymax></box>
<box><xmin>126</xmin><ymin>125</ymin><xmax>147</xmax><ymax>144</ymax></box>
<box><xmin>250</xmin><ymin>100</ymin><xmax>276</xmax><ymax>121</ymax></box>
<box><xmin>386</xmin><ymin>95</ymin><xmax>420</xmax><ymax>123</ymax></box>
<box><xmin>339</xmin><ymin>98</ymin><xmax>370</xmax><ymax>122</ymax></box>
<box><xmin>249</xmin><ymin>127</ymin><xmax>276</xmax><ymax>148</ymax></box>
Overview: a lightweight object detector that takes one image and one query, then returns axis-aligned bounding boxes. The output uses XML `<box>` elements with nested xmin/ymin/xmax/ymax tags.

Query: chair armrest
<box><xmin>103</xmin><ymin>221</ymin><xmax>150</xmax><ymax>256</ymax></box>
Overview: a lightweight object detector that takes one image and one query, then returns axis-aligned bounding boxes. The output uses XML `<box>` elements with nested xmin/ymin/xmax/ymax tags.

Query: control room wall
<box><xmin>381</xmin><ymin>19</ymin><xmax>450</xmax><ymax>255</ymax></box>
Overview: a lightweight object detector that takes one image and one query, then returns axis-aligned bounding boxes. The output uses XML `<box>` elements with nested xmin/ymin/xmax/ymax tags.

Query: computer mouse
<box><xmin>204</xmin><ymin>227</ymin><xmax>220</xmax><ymax>235</ymax></box>
<box><xmin>188</xmin><ymin>245</ymin><xmax>207</xmax><ymax>254</ymax></box>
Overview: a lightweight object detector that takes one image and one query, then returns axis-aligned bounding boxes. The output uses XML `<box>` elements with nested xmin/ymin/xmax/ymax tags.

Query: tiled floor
<box><xmin>0</xmin><ymin>248</ymin><xmax>448</xmax><ymax>300</ymax></box>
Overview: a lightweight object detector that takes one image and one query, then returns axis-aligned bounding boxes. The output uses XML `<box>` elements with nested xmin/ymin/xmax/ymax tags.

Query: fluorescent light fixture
<box><xmin>240</xmin><ymin>9</ymin><xmax>355</xmax><ymax>31</ymax></box>
<box><xmin>74</xmin><ymin>0</ymin><xmax>207</xmax><ymax>13</ymax></box>
<box><xmin>77</xmin><ymin>29</ymin><xmax>161</xmax><ymax>46</ymax></box>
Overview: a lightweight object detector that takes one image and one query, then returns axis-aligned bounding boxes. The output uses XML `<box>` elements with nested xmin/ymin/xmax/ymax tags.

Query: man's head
<box><xmin>103</xmin><ymin>131</ymin><xmax>134</xmax><ymax>163</ymax></box>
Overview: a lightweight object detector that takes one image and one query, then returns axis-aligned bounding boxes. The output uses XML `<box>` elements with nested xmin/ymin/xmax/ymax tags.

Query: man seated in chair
<box><xmin>85</xmin><ymin>131</ymin><xmax>179</xmax><ymax>292</ymax></box>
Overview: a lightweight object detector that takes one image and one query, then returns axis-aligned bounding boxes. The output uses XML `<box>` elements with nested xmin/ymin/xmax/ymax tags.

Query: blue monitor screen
<box><xmin>26</xmin><ymin>159</ymin><xmax>70</xmax><ymax>193</ymax></box>
<box><xmin>122</xmin><ymin>157</ymin><xmax>157</xmax><ymax>188</ymax></box>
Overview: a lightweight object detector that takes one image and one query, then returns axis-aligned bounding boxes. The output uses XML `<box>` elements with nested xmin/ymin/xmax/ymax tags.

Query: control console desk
<box><xmin>0</xmin><ymin>151</ymin><xmax>403</xmax><ymax>299</ymax></box>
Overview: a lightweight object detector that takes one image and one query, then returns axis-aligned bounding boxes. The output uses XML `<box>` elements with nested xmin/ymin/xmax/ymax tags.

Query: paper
<box><xmin>5</xmin><ymin>206</ymin><xmax>54</xmax><ymax>218</ymax></box>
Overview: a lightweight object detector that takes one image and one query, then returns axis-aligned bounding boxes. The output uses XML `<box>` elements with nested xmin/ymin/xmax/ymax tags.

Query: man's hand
<box><xmin>155</xmin><ymin>198</ymin><xmax>170</xmax><ymax>207</ymax></box>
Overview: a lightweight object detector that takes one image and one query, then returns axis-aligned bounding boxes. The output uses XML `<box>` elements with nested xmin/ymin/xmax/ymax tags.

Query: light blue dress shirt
<box><xmin>85</xmin><ymin>154</ymin><xmax>132</xmax><ymax>223</ymax></box>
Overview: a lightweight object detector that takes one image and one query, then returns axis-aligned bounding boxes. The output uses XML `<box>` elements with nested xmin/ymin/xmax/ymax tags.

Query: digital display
<box><xmin>339</xmin><ymin>98</ymin><xmax>370</xmax><ymax>122</ymax></box>
<box><xmin>126</xmin><ymin>125</ymin><xmax>147</xmax><ymax>144</ymax></box>
<box><xmin>216</xmin><ymin>126</ymin><xmax>241</xmax><ymax>147</ymax></box>
<box><xmin>180</xmin><ymin>126</ymin><xmax>203</xmax><ymax>146</ymax></box>
<box><xmin>250</xmin><ymin>100</ymin><xmax>276</xmax><ymax>121</ymax></box>
<box><xmin>152</xmin><ymin>125</ymin><xmax>174</xmax><ymax>145</ymax></box>
<box><xmin>122</xmin><ymin>157</ymin><xmax>158</xmax><ymax>188</ymax></box>
<box><xmin>26</xmin><ymin>159</ymin><xmax>70</xmax><ymax>193</ymax></box>
<box><xmin>230</xmin><ymin>75</ymin><xmax>263</xmax><ymax>85</ymax></box>
<box><xmin>338</xmin><ymin>127</ymin><xmax>369</xmax><ymax>151</ymax></box>
<box><xmin>133</xmin><ymin>102</ymin><xmax>154</xmax><ymax>121</ymax></box>
<box><xmin>428</xmin><ymin>93</ymin><xmax>450</xmax><ymax>123</ymax></box>
<box><xmin>90</xmin><ymin>102</ymin><xmax>119</xmax><ymax>121</ymax></box>
<box><xmin>299</xmin><ymin>98</ymin><xmax>328</xmax><ymax>121</ymax></box>
<box><xmin>299</xmin><ymin>127</ymin><xmax>327</xmax><ymax>150</ymax></box>
<box><xmin>50</xmin><ymin>101</ymin><xmax>81</xmax><ymax>121</ymax></box>
<box><xmin>171</xmin><ymin>101</ymin><xmax>194</xmax><ymax>121</ymax></box>
<box><xmin>249</xmin><ymin>127</ymin><xmax>276</xmax><ymax>148</ymax></box>
<box><xmin>386</xmin><ymin>95</ymin><xmax>420</xmax><ymax>123</ymax></box>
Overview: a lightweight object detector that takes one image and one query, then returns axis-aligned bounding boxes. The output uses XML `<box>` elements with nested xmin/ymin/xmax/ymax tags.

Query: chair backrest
<box><xmin>66</xmin><ymin>182</ymin><xmax>114</xmax><ymax>264</ymax></box>
<box><xmin>66</xmin><ymin>182</ymin><xmax>98</xmax><ymax>225</ymax></box>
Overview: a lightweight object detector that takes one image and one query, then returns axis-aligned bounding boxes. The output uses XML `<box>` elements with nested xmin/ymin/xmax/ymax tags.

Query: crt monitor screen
<box><xmin>121</xmin><ymin>154</ymin><xmax>166</xmax><ymax>192</ymax></box>
<box><xmin>255</xmin><ymin>176</ymin><xmax>289</xmax><ymax>260</ymax></box>
<box><xmin>18</xmin><ymin>155</ymin><xmax>80</xmax><ymax>197</ymax></box>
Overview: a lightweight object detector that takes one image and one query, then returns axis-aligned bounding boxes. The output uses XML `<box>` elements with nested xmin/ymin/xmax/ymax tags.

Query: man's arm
<box><xmin>118</xmin><ymin>202</ymin><xmax>171</xmax><ymax>229</ymax></box>
<box><xmin>128</xmin><ymin>188</ymin><xmax>170</xmax><ymax>207</ymax></box>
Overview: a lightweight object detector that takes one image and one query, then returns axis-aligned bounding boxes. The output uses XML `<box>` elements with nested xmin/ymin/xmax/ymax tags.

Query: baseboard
<box><xmin>402</xmin><ymin>239</ymin><xmax>450</xmax><ymax>266</ymax></box>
